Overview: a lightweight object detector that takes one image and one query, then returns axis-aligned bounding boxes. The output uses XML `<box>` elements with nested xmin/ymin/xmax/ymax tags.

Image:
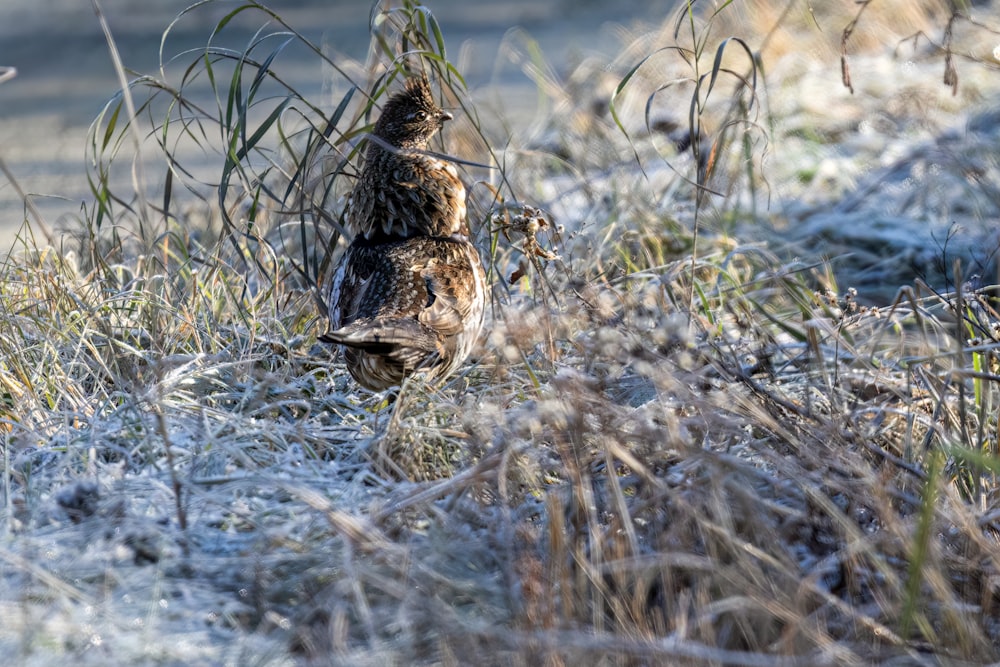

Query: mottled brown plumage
<box><xmin>346</xmin><ymin>75</ymin><xmax>469</xmax><ymax>240</ymax></box>
<box><xmin>323</xmin><ymin>75</ymin><xmax>486</xmax><ymax>390</ymax></box>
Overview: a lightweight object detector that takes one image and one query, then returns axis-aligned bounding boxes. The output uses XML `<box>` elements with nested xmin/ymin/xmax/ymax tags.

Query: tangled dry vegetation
<box><xmin>3</xmin><ymin>1</ymin><xmax>1000</xmax><ymax>664</ymax></box>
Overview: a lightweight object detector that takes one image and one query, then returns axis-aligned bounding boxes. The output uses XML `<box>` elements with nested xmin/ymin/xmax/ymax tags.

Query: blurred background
<box><xmin>0</xmin><ymin>0</ymin><xmax>672</xmax><ymax>251</ymax></box>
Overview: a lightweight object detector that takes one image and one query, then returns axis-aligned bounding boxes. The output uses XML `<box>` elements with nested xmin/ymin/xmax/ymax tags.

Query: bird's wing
<box><xmin>325</xmin><ymin>238</ymin><xmax>438</xmax><ymax>349</ymax></box>
<box><xmin>326</xmin><ymin>237</ymin><xmax>480</xmax><ymax>356</ymax></box>
<box><xmin>415</xmin><ymin>242</ymin><xmax>479</xmax><ymax>338</ymax></box>
<box><xmin>327</xmin><ymin>242</ymin><xmax>377</xmax><ymax>329</ymax></box>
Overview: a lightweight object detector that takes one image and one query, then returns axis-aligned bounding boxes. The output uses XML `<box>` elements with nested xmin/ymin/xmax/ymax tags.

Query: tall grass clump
<box><xmin>3</xmin><ymin>0</ymin><xmax>1000</xmax><ymax>664</ymax></box>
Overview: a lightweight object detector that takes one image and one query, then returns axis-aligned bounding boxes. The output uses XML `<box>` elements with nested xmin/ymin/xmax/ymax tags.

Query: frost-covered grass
<box><xmin>4</xmin><ymin>1</ymin><xmax>1000</xmax><ymax>664</ymax></box>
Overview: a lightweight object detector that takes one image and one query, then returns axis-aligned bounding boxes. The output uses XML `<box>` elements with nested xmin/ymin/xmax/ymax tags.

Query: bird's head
<box><xmin>371</xmin><ymin>74</ymin><xmax>453</xmax><ymax>149</ymax></box>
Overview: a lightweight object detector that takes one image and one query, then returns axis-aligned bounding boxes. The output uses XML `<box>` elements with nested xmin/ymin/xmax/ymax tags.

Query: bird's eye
<box><xmin>410</xmin><ymin>110</ymin><xmax>428</xmax><ymax>122</ymax></box>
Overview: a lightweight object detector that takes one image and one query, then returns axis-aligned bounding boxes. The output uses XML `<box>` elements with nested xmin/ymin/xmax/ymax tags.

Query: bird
<box><xmin>321</xmin><ymin>74</ymin><xmax>486</xmax><ymax>391</ymax></box>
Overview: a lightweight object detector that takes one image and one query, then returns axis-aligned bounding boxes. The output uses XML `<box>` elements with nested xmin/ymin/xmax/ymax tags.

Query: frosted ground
<box><xmin>3</xmin><ymin>1</ymin><xmax>1000</xmax><ymax>664</ymax></box>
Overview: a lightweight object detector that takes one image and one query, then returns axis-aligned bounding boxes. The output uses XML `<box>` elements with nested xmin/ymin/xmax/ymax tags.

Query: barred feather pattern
<box><xmin>323</xmin><ymin>236</ymin><xmax>485</xmax><ymax>390</ymax></box>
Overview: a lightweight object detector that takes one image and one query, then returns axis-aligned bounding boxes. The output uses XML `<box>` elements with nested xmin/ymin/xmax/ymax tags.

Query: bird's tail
<box><xmin>320</xmin><ymin>318</ymin><xmax>438</xmax><ymax>357</ymax></box>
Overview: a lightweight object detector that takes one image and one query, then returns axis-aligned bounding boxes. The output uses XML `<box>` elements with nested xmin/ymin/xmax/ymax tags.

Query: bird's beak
<box><xmin>439</xmin><ymin>110</ymin><xmax>454</xmax><ymax>122</ymax></box>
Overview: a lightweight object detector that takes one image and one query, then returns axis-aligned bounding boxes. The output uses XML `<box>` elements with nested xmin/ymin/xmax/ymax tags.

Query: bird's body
<box><xmin>322</xmin><ymin>75</ymin><xmax>486</xmax><ymax>390</ymax></box>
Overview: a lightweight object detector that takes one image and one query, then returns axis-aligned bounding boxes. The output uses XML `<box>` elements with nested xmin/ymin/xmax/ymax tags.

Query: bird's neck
<box><xmin>367</xmin><ymin>135</ymin><xmax>427</xmax><ymax>156</ymax></box>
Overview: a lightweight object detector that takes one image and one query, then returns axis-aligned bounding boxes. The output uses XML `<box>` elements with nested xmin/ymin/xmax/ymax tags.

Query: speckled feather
<box><xmin>324</xmin><ymin>76</ymin><xmax>486</xmax><ymax>390</ymax></box>
<box><xmin>322</xmin><ymin>236</ymin><xmax>485</xmax><ymax>390</ymax></box>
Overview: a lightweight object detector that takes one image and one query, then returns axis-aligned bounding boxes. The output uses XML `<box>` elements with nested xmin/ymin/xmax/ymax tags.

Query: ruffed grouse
<box><xmin>322</xmin><ymin>75</ymin><xmax>486</xmax><ymax>390</ymax></box>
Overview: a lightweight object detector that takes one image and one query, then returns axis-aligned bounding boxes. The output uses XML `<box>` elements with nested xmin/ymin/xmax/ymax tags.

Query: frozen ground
<box><xmin>4</xmin><ymin>4</ymin><xmax>1000</xmax><ymax>664</ymax></box>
